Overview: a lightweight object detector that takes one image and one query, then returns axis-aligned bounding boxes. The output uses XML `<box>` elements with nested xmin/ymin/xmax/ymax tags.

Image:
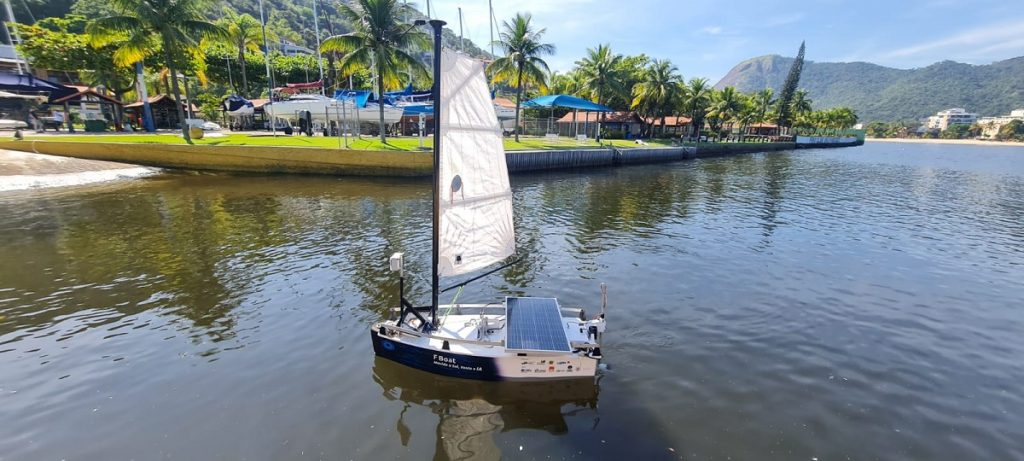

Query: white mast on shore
<box><xmin>313</xmin><ymin>0</ymin><xmax>325</xmax><ymax>95</ymax></box>
<box><xmin>258</xmin><ymin>0</ymin><xmax>276</xmax><ymax>136</ymax></box>
<box><xmin>458</xmin><ymin>7</ymin><xmax>464</xmax><ymax>52</ymax></box>
<box><xmin>488</xmin><ymin>0</ymin><xmax>494</xmax><ymax>58</ymax></box>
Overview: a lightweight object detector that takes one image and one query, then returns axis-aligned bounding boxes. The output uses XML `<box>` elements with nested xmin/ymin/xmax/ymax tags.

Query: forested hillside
<box><xmin>715</xmin><ymin>54</ymin><xmax>1024</xmax><ymax>122</ymax></box>
<box><xmin>15</xmin><ymin>0</ymin><xmax>490</xmax><ymax>59</ymax></box>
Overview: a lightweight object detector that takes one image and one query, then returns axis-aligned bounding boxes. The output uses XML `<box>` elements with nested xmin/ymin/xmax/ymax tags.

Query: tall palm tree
<box><xmin>88</xmin><ymin>0</ymin><xmax>225</xmax><ymax>143</ymax></box>
<box><xmin>790</xmin><ymin>89</ymin><xmax>812</xmax><ymax>118</ymax></box>
<box><xmin>575</xmin><ymin>44</ymin><xmax>624</xmax><ymax>110</ymax></box>
<box><xmin>489</xmin><ymin>13</ymin><xmax>555</xmax><ymax>142</ymax></box>
<box><xmin>682</xmin><ymin>77</ymin><xmax>711</xmax><ymax>140</ymax></box>
<box><xmin>218</xmin><ymin>10</ymin><xmax>268</xmax><ymax>98</ymax></box>
<box><xmin>631</xmin><ymin>59</ymin><xmax>681</xmax><ymax>137</ymax></box>
<box><xmin>753</xmin><ymin>88</ymin><xmax>776</xmax><ymax>130</ymax></box>
<box><xmin>321</xmin><ymin>0</ymin><xmax>429</xmax><ymax>143</ymax></box>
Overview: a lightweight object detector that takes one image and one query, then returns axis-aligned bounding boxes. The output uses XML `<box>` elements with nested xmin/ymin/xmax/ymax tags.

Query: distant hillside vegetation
<box><xmin>715</xmin><ymin>55</ymin><xmax>1024</xmax><ymax>122</ymax></box>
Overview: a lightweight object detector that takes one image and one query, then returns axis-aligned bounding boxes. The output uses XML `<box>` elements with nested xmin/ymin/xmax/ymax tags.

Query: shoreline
<box><xmin>866</xmin><ymin>137</ymin><xmax>1024</xmax><ymax>147</ymax></box>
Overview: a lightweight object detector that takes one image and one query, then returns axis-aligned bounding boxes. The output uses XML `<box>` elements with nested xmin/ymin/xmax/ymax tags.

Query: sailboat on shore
<box><xmin>370</xmin><ymin>20</ymin><xmax>607</xmax><ymax>381</ymax></box>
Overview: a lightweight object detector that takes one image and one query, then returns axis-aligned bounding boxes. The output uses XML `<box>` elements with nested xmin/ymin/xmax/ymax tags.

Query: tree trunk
<box><xmin>238</xmin><ymin>45</ymin><xmax>249</xmax><ymax>97</ymax></box>
<box><xmin>596</xmin><ymin>85</ymin><xmax>604</xmax><ymax>142</ymax></box>
<box><xmin>164</xmin><ymin>45</ymin><xmax>192</xmax><ymax>144</ymax></box>
<box><xmin>377</xmin><ymin>57</ymin><xmax>387</xmax><ymax>143</ymax></box>
<box><xmin>513</xmin><ymin>63</ymin><xmax>524</xmax><ymax>142</ymax></box>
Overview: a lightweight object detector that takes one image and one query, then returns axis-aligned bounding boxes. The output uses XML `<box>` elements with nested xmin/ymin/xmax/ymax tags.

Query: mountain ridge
<box><xmin>715</xmin><ymin>54</ymin><xmax>1024</xmax><ymax>122</ymax></box>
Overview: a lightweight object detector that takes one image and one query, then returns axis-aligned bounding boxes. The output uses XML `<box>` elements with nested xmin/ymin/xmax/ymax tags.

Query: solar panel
<box><xmin>506</xmin><ymin>297</ymin><xmax>571</xmax><ymax>352</ymax></box>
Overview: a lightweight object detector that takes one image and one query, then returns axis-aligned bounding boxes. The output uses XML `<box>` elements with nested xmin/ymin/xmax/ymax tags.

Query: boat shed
<box><xmin>124</xmin><ymin>95</ymin><xmax>197</xmax><ymax>130</ymax></box>
<box><xmin>50</xmin><ymin>86</ymin><xmax>125</xmax><ymax>132</ymax></box>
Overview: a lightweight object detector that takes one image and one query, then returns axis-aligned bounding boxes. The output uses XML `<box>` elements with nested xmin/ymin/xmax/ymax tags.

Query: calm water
<box><xmin>2</xmin><ymin>142</ymin><xmax>1023</xmax><ymax>460</ymax></box>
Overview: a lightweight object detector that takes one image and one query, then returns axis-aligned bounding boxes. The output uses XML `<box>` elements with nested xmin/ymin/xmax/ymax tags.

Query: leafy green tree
<box><xmin>631</xmin><ymin>59</ymin><xmax>681</xmax><ymax>137</ymax></box>
<box><xmin>321</xmin><ymin>0</ymin><xmax>428</xmax><ymax>143</ymax></box>
<box><xmin>775</xmin><ymin>41</ymin><xmax>805</xmax><ymax>130</ymax></box>
<box><xmin>489</xmin><ymin>13</ymin><xmax>555</xmax><ymax>142</ymax></box>
<box><xmin>941</xmin><ymin>124</ymin><xmax>970</xmax><ymax>139</ymax></box>
<box><xmin>997</xmin><ymin>119</ymin><xmax>1024</xmax><ymax>140</ymax></box>
<box><xmin>88</xmin><ymin>0</ymin><xmax>226</xmax><ymax>143</ymax></box>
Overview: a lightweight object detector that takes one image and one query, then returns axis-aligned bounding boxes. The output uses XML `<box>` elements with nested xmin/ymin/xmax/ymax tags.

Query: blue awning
<box><xmin>522</xmin><ymin>94</ymin><xmax>612</xmax><ymax>112</ymax></box>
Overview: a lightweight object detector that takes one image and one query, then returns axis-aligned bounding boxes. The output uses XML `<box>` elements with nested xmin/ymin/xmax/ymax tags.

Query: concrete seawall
<box><xmin>0</xmin><ymin>139</ymin><xmax>857</xmax><ymax>177</ymax></box>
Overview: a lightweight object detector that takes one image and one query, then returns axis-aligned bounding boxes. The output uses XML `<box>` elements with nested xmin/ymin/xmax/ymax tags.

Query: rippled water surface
<box><xmin>2</xmin><ymin>142</ymin><xmax>1023</xmax><ymax>460</ymax></box>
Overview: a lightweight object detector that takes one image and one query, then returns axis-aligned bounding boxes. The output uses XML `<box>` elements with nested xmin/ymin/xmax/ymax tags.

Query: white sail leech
<box><xmin>436</xmin><ymin>49</ymin><xmax>515</xmax><ymax>277</ymax></box>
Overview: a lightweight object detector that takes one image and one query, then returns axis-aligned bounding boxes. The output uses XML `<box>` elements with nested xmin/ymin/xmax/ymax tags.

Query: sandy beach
<box><xmin>0</xmin><ymin>149</ymin><xmax>156</xmax><ymax>191</ymax></box>
<box><xmin>866</xmin><ymin>137</ymin><xmax>1024</xmax><ymax>147</ymax></box>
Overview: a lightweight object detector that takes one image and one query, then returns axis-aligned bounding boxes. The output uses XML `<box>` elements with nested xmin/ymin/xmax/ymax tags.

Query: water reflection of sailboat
<box><xmin>372</xmin><ymin>357</ymin><xmax>600</xmax><ymax>459</ymax></box>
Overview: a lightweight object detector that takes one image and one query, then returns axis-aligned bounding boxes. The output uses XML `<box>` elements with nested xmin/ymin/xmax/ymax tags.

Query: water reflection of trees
<box><xmin>0</xmin><ymin>175</ymin><xmax>426</xmax><ymax>343</ymax></box>
<box><xmin>372</xmin><ymin>358</ymin><xmax>600</xmax><ymax>460</ymax></box>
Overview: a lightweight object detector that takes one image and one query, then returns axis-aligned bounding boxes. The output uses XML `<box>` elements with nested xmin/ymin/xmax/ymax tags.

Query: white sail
<box><xmin>437</xmin><ymin>50</ymin><xmax>515</xmax><ymax>277</ymax></box>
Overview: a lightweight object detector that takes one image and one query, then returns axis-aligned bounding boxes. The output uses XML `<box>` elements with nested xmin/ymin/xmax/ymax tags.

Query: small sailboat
<box><xmin>370</xmin><ymin>20</ymin><xmax>607</xmax><ymax>381</ymax></box>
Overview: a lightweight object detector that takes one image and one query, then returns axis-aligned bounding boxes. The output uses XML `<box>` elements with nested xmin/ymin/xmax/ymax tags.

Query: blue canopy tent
<box><xmin>523</xmin><ymin>94</ymin><xmax>612</xmax><ymax>141</ymax></box>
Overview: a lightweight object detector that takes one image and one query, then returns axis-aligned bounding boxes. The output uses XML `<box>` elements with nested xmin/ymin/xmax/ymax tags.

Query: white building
<box><xmin>977</xmin><ymin>109</ymin><xmax>1024</xmax><ymax>138</ymax></box>
<box><xmin>277</xmin><ymin>41</ymin><xmax>314</xmax><ymax>57</ymax></box>
<box><xmin>925</xmin><ymin>108</ymin><xmax>978</xmax><ymax>131</ymax></box>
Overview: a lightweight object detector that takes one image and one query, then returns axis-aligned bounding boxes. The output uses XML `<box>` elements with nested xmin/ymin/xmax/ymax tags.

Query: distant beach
<box><xmin>0</xmin><ymin>149</ymin><xmax>156</xmax><ymax>192</ymax></box>
<box><xmin>866</xmin><ymin>138</ymin><xmax>1024</xmax><ymax>148</ymax></box>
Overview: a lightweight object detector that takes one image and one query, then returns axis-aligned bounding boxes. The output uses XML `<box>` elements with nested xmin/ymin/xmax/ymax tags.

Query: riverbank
<box><xmin>867</xmin><ymin>137</ymin><xmax>1024</xmax><ymax>147</ymax></box>
<box><xmin>0</xmin><ymin>137</ymin><xmax>859</xmax><ymax>178</ymax></box>
<box><xmin>0</xmin><ymin>149</ymin><xmax>156</xmax><ymax>192</ymax></box>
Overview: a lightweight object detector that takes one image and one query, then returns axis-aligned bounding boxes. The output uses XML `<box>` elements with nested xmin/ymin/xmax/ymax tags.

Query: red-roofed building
<box><xmin>556</xmin><ymin>111</ymin><xmax>644</xmax><ymax>138</ymax></box>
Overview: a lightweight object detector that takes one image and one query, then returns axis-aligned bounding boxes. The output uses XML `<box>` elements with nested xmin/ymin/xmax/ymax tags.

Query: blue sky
<box><xmin>427</xmin><ymin>0</ymin><xmax>1024</xmax><ymax>82</ymax></box>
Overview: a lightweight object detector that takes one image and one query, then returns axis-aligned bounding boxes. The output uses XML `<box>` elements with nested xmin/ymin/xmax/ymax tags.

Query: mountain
<box><xmin>715</xmin><ymin>55</ymin><xmax>1024</xmax><ymax>122</ymax></box>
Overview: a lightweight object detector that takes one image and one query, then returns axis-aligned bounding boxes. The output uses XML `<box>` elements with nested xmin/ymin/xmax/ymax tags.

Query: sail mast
<box><xmin>428</xmin><ymin>19</ymin><xmax>446</xmax><ymax>329</ymax></box>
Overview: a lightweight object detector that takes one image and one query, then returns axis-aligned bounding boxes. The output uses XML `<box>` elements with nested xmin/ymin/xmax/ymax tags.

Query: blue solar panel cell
<box><xmin>506</xmin><ymin>297</ymin><xmax>571</xmax><ymax>352</ymax></box>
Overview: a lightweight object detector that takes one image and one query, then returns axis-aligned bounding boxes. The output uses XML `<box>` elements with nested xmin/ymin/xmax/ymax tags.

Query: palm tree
<box><xmin>790</xmin><ymin>89</ymin><xmax>812</xmax><ymax>118</ymax></box>
<box><xmin>631</xmin><ymin>59</ymin><xmax>681</xmax><ymax>137</ymax></box>
<box><xmin>682</xmin><ymin>77</ymin><xmax>712</xmax><ymax>141</ymax></box>
<box><xmin>218</xmin><ymin>10</ymin><xmax>268</xmax><ymax>98</ymax></box>
<box><xmin>707</xmin><ymin>86</ymin><xmax>743</xmax><ymax>138</ymax></box>
<box><xmin>576</xmin><ymin>44</ymin><xmax>624</xmax><ymax>110</ymax></box>
<box><xmin>489</xmin><ymin>13</ymin><xmax>555</xmax><ymax>142</ymax></box>
<box><xmin>88</xmin><ymin>0</ymin><xmax>225</xmax><ymax>144</ymax></box>
<box><xmin>321</xmin><ymin>0</ymin><xmax>429</xmax><ymax>143</ymax></box>
<box><xmin>752</xmin><ymin>88</ymin><xmax>776</xmax><ymax>136</ymax></box>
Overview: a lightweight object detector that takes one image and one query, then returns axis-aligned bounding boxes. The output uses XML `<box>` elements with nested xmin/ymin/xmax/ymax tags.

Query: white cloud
<box><xmin>883</xmin><ymin>19</ymin><xmax>1024</xmax><ymax>61</ymax></box>
<box><xmin>700</xmin><ymin>26</ymin><xmax>723</xmax><ymax>35</ymax></box>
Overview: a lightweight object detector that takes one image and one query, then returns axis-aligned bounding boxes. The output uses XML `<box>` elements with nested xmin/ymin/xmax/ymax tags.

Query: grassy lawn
<box><xmin>23</xmin><ymin>133</ymin><xmax>679</xmax><ymax>151</ymax></box>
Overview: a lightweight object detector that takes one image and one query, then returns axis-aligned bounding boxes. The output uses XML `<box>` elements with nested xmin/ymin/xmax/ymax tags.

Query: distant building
<box><xmin>978</xmin><ymin>109</ymin><xmax>1024</xmax><ymax>138</ymax></box>
<box><xmin>277</xmin><ymin>41</ymin><xmax>314</xmax><ymax>57</ymax></box>
<box><xmin>925</xmin><ymin>108</ymin><xmax>978</xmax><ymax>131</ymax></box>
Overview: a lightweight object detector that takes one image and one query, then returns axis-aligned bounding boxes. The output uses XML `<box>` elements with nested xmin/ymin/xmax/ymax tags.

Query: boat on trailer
<box><xmin>370</xmin><ymin>20</ymin><xmax>607</xmax><ymax>381</ymax></box>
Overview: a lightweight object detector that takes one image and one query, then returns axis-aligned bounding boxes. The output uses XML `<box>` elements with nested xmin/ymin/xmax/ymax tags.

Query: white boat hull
<box><xmin>265</xmin><ymin>97</ymin><xmax>404</xmax><ymax>125</ymax></box>
<box><xmin>372</xmin><ymin>304</ymin><xmax>603</xmax><ymax>381</ymax></box>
